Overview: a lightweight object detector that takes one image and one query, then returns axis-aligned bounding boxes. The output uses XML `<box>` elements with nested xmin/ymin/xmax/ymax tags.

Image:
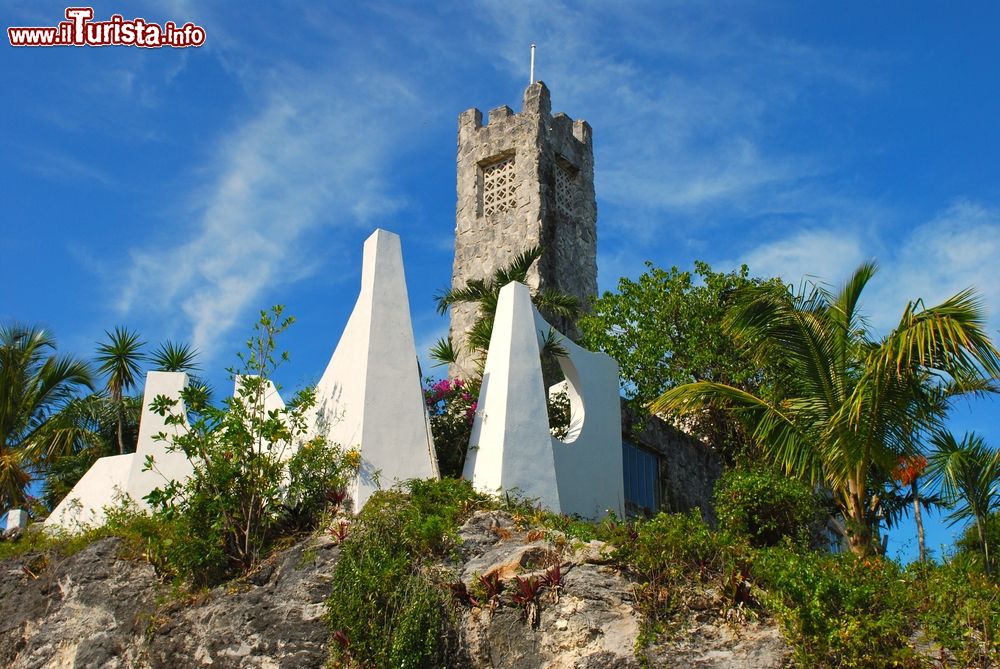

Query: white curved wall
<box><xmin>464</xmin><ymin>281</ymin><xmax>624</xmax><ymax>518</ymax></box>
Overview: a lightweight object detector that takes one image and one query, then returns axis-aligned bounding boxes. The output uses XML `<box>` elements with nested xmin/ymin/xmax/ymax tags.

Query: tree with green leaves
<box><xmin>653</xmin><ymin>262</ymin><xmax>1000</xmax><ymax>555</ymax></box>
<box><xmin>579</xmin><ymin>260</ymin><xmax>786</xmax><ymax>462</ymax></box>
<box><xmin>928</xmin><ymin>431</ymin><xmax>1000</xmax><ymax>575</ymax></box>
<box><xmin>95</xmin><ymin>326</ymin><xmax>146</xmax><ymax>454</ymax></box>
<box><xmin>146</xmin><ymin>306</ymin><xmax>356</xmax><ymax>584</ymax></box>
<box><xmin>0</xmin><ymin>324</ymin><xmax>93</xmax><ymax>513</ymax></box>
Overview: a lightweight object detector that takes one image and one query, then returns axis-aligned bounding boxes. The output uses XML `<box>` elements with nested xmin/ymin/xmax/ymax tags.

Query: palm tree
<box><xmin>95</xmin><ymin>326</ymin><xmax>145</xmax><ymax>454</ymax></box>
<box><xmin>40</xmin><ymin>392</ymin><xmax>141</xmax><ymax>510</ymax></box>
<box><xmin>652</xmin><ymin>262</ymin><xmax>1000</xmax><ymax>555</ymax></box>
<box><xmin>433</xmin><ymin>245</ymin><xmax>579</xmax><ymax>373</ymax></box>
<box><xmin>149</xmin><ymin>341</ymin><xmax>199</xmax><ymax>373</ymax></box>
<box><xmin>927</xmin><ymin>431</ymin><xmax>1000</xmax><ymax>575</ymax></box>
<box><xmin>0</xmin><ymin>324</ymin><xmax>94</xmax><ymax>513</ymax></box>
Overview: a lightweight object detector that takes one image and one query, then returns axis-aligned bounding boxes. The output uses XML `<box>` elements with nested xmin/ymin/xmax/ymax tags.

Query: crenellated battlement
<box><xmin>458</xmin><ymin>82</ymin><xmax>591</xmax><ymax>150</ymax></box>
<box><xmin>451</xmin><ymin>81</ymin><xmax>598</xmax><ymax>377</ymax></box>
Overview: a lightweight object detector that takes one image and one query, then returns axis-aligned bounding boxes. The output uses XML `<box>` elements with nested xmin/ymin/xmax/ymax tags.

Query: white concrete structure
<box><xmin>463</xmin><ymin>281</ymin><xmax>561</xmax><ymax>510</ymax></box>
<box><xmin>46</xmin><ymin>371</ymin><xmax>192</xmax><ymax>531</ymax></box>
<box><xmin>44</xmin><ymin>454</ymin><xmax>134</xmax><ymax>529</ymax></box>
<box><xmin>463</xmin><ymin>281</ymin><xmax>624</xmax><ymax>518</ymax></box>
<box><xmin>5</xmin><ymin>508</ymin><xmax>29</xmax><ymax>531</ymax></box>
<box><xmin>312</xmin><ymin>229</ymin><xmax>438</xmax><ymax>510</ymax></box>
<box><xmin>125</xmin><ymin>372</ymin><xmax>193</xmax><ymax>504</ymax></box>
<box><xmin>543</xmin><ymin>312</ymin><xmax>625</xmax><ymax>519</ymax></box>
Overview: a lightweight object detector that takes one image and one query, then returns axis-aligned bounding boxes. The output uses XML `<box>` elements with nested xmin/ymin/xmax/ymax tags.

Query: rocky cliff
<box><xmin>0</xmin><ymin>512</ymin><xmax>790</xmax><ymax>668</ymax></box>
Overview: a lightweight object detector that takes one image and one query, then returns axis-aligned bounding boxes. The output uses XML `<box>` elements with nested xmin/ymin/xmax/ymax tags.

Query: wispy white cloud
<box><xmin>735</xmin><ymin>200</ymin><xmax>1000</xmax><ymax>336</ymax></box>
<box><xmin>740</xmin><ymin>228</ymin><xmax>869</xmax><ymax>290</ymax></box>
<box><xmin>116</xmin><ymin>68</ymin><xmax>414</xmax><ymax>355</ymax></box>
<box><xmin>868</xmin><ymin>200</ymin><xmax>1000</xmax><ymax>333</ymax></box>
<box><xmin>18</xmin><ymin>146</ymin><xmax>115</xmax><ymax>187</ymax></box>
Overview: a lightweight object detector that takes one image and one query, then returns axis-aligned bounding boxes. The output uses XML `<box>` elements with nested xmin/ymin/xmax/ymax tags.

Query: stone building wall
<box><xmin>450</xmin><ymin>82</ymin><xmax>597</xmax><ymax>377</ymax></box>
<box><xmin>621</xmin><ymin>401</ymin><xmax>724</xmax><ymax>524</ymax></box>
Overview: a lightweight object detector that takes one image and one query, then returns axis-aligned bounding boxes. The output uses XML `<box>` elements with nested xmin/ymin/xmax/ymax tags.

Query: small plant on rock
<box><xmin>542</xmin><ymin>561</ymin><xmax>564</xmax><ymax>603</ymax></box>
<box><xmin>330</xmin><ymin>519</ymin><xmax>350</xmax><ymax>544</ymax></box>
<box><xmin>480</xmin><ymin>571</ymin><xmax>504</xmax><ymax>612</ymax></box>
<box><xmin>510</xmin><ymin>575</ymin><xmax>543</xmax><ymax>627</ymax></box>
<box><xmin>449</xmin><ymin>580</ymin><xmax>479</xmax><ymax>609</ymax></box>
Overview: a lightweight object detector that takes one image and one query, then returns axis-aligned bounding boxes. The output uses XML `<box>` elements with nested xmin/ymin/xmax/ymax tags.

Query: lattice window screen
<box><xmin>555</xmin><ymin>162</ymin><xmax>575</xmax><ymax>218</ymax></box>
<box><xmin>482</xmin><ymin>156</ymin><xmax>516</xmax><ymax>216</ymax></box>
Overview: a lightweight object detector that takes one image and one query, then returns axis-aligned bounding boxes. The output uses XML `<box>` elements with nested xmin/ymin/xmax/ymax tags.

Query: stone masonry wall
<box><xmin>450</xmin><ymin>82</ymin><xmax>597</xmax><ymax>377</ymax></box>
<box><xmin>621</xmin><ymin>401</ymin><xmax>724</xmax><ymax>524</ymax></box>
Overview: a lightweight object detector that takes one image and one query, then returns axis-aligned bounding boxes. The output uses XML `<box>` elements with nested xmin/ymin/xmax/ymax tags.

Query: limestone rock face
<box><xmin>0</xmin><ymin>535</ymin><xmax>338</xmax><ymax>669</ymax></box>
<box><xmin>143</xmin><ymin>536</ymin><xmax>340</xmax><ymax>668</ymax></box>
<box><xmin>0</xmin><ymin>515</ymin><xmax>791</xmax><ymax>668</ymax></box>
<box><xmin>454</xmin><ymin>510</ymin><xmax>790</xmax><ymax>669</ymax></box>
<box><xmin>0</xmin><ymin>538</ymin><xmax>157</xmax><ymax>669</ymax></box>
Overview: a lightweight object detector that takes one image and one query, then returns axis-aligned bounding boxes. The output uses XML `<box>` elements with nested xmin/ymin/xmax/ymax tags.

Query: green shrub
<box><xmin>143</xmin><ymin>307</ymin><xmax>355</xmax><ymax>586</ymax></box>
<box><xmin>955</xmin><ymin>511</ymin><xmax>1000</xmax><ymax>570</ymax></box>
<box><xmin>326</xmin><ymin>478</ymin><xmax>478</xmax><ymax>668</ymax></box>
<box><xmin>424</xmin><ymin>378</ymin><xmax>479</xmax><ymax>478</ymax></box>
<box><xmin>282</xmin><ymin>437</ymin><xmax>358</xmax><ymax>531</ymax></box>
<box><xmin>0</xmin><ymin>498</ymin><xmax>177</xmax><ymax>578</ymax></box>
<box><xmin>327</xmin><ymin>506</ymin><xmax>450</xmax><ymax>667</ymax></box>
<box><xmin>610</xmin><ymin>511</ymin><xmax>750</xmax><ymax>638</ymax></box>
<box><xmin>753</xmin><ymin>548</ymin><xmax>917</xmax><ymax>668</ymax></box>
<box><xmin>714</xmin><ymin>468</ymin><xmax>823</xmax><ymax>548</ymax></box>
<box><xmin>909</xmin><ymin>558</ymin><xmax>1000</xmax><ymax>666</ymax></box>
<box><xmin>0</xmin><ymin>523</ymin><xmax>108</xmax><ymax>563</ymax></box>
<box><xmin>533</xmin><ymin>510</ymin><xmax>604</xmax><ymax>543</ymax></box>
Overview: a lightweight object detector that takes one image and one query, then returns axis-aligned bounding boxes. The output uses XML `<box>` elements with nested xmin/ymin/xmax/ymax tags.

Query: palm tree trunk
<box><xmin>844</xmin><ymin>473</ymin><xmax>873</xmax><ymax>556</ymax></box>
<box><xmin>976</xmin><ymin>513</ymin><xmax>992</xmax><ymax>576</ymax></box>
<box><xmin>911</xmin><ymin>478</ymin><xmax>926</xmax><ymax>562</ymax></box>
<box><xmin>846</xmin><ymin>484</ymin><xmax>873</xmax><ymax>556</ymax></box>
<box><xmin>116</xmin><ymin>412</ymin><xmax>125</xmax><ymax>455</ymax></box>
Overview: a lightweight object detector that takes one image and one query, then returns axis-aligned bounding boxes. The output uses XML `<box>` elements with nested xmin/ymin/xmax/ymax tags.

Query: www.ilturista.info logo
<box><xmin>8</xmin><ymin>7</ymin><xmax>206</xmax><ymax>48</ymax></box>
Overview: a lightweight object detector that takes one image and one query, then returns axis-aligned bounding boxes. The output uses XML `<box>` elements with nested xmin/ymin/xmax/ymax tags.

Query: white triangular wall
<box><xmin>464</xmin><ymin>281</ymin><xmax>624</xmax><ymax>519</ymax></box>
<box><xmin>312</xmin><ymin>229</ymin><xmax>438</xmax><ymax>510</ymax></box>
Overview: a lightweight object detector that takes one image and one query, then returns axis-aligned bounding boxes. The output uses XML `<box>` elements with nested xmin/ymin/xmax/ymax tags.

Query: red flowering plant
<box><xmin>424</xmin><ymin>377</ymin><xmax>480</xmax><ymax>478</ymax></box>
<box><xmin>891</xmin><ymin>455</ymin><xmax>928</xmax><ymax>487</ymax></box>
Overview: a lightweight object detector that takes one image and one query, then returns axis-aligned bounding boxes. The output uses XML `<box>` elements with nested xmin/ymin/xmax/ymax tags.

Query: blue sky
<box><xmin>4</xmin><ymin>1</ymin><xmax>999</xmax><ymax>560</ymax></box>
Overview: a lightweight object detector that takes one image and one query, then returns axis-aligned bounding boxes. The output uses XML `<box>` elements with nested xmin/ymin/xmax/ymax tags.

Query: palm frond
<box><xmin>652</xmin><ymin>381</ymin><xmax>821</xmax><ymax>483</ymax></box>
<box><xmin>534</xmin><ymin>290</ymin><xmax>580</xmax><ymax>320</ymax></box>
<box><xmin>539</xmin><ymin>328</ymin><xmax>568</xmax><ymax>358</ymax></box>
<box><xmin>828</xmin><ymin>260</ymin><xmax>878</xmax><ymax>344</ymax></box>
<box><xmin>151</xmin><ymin>341</ymin><xmax>200</xmax><ymax>373</ymax></box>
<box><xmin>435</xmin><ymin>279</ymin><xmax>491</xmax><ymax>315</ymax></box>
<box><xmin>0</xmin><ymin>324</ymin><xmax>94</xmax><ymax>510</ymax></box>
<box><xmin>493</xmin><ymin>246</ymin><xmax>543</xmax><ymax>287</ymax></box>
<box><xmin>429</xmin><ymin>337</ymin><xmax>459</xmax><ymax>366</ymax></box>
<box><xmin>467</xmin><ymin>317</ymin><xmax>496</xmax><ymax>355</ymax></box>
<box><xmin>95</xmin><ymin>326</ymin><xmax>146</xmax><ymax>396</ymax></box>
<box><xmin>875</xmin><ymin>288</ymin><xmax>1000</xmax><ymax>380</ymax></box>
<box><xmin>927</xmin><ymin>431</ymin><xmax>1000</xmax><ymax>527</ymax></box>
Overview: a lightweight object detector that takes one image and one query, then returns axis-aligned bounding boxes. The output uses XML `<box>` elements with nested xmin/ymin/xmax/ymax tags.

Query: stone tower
<box><xmin>450</xmin><ymin>81</ymin><xmax>597</xmax><ymax>376</ymax></box>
